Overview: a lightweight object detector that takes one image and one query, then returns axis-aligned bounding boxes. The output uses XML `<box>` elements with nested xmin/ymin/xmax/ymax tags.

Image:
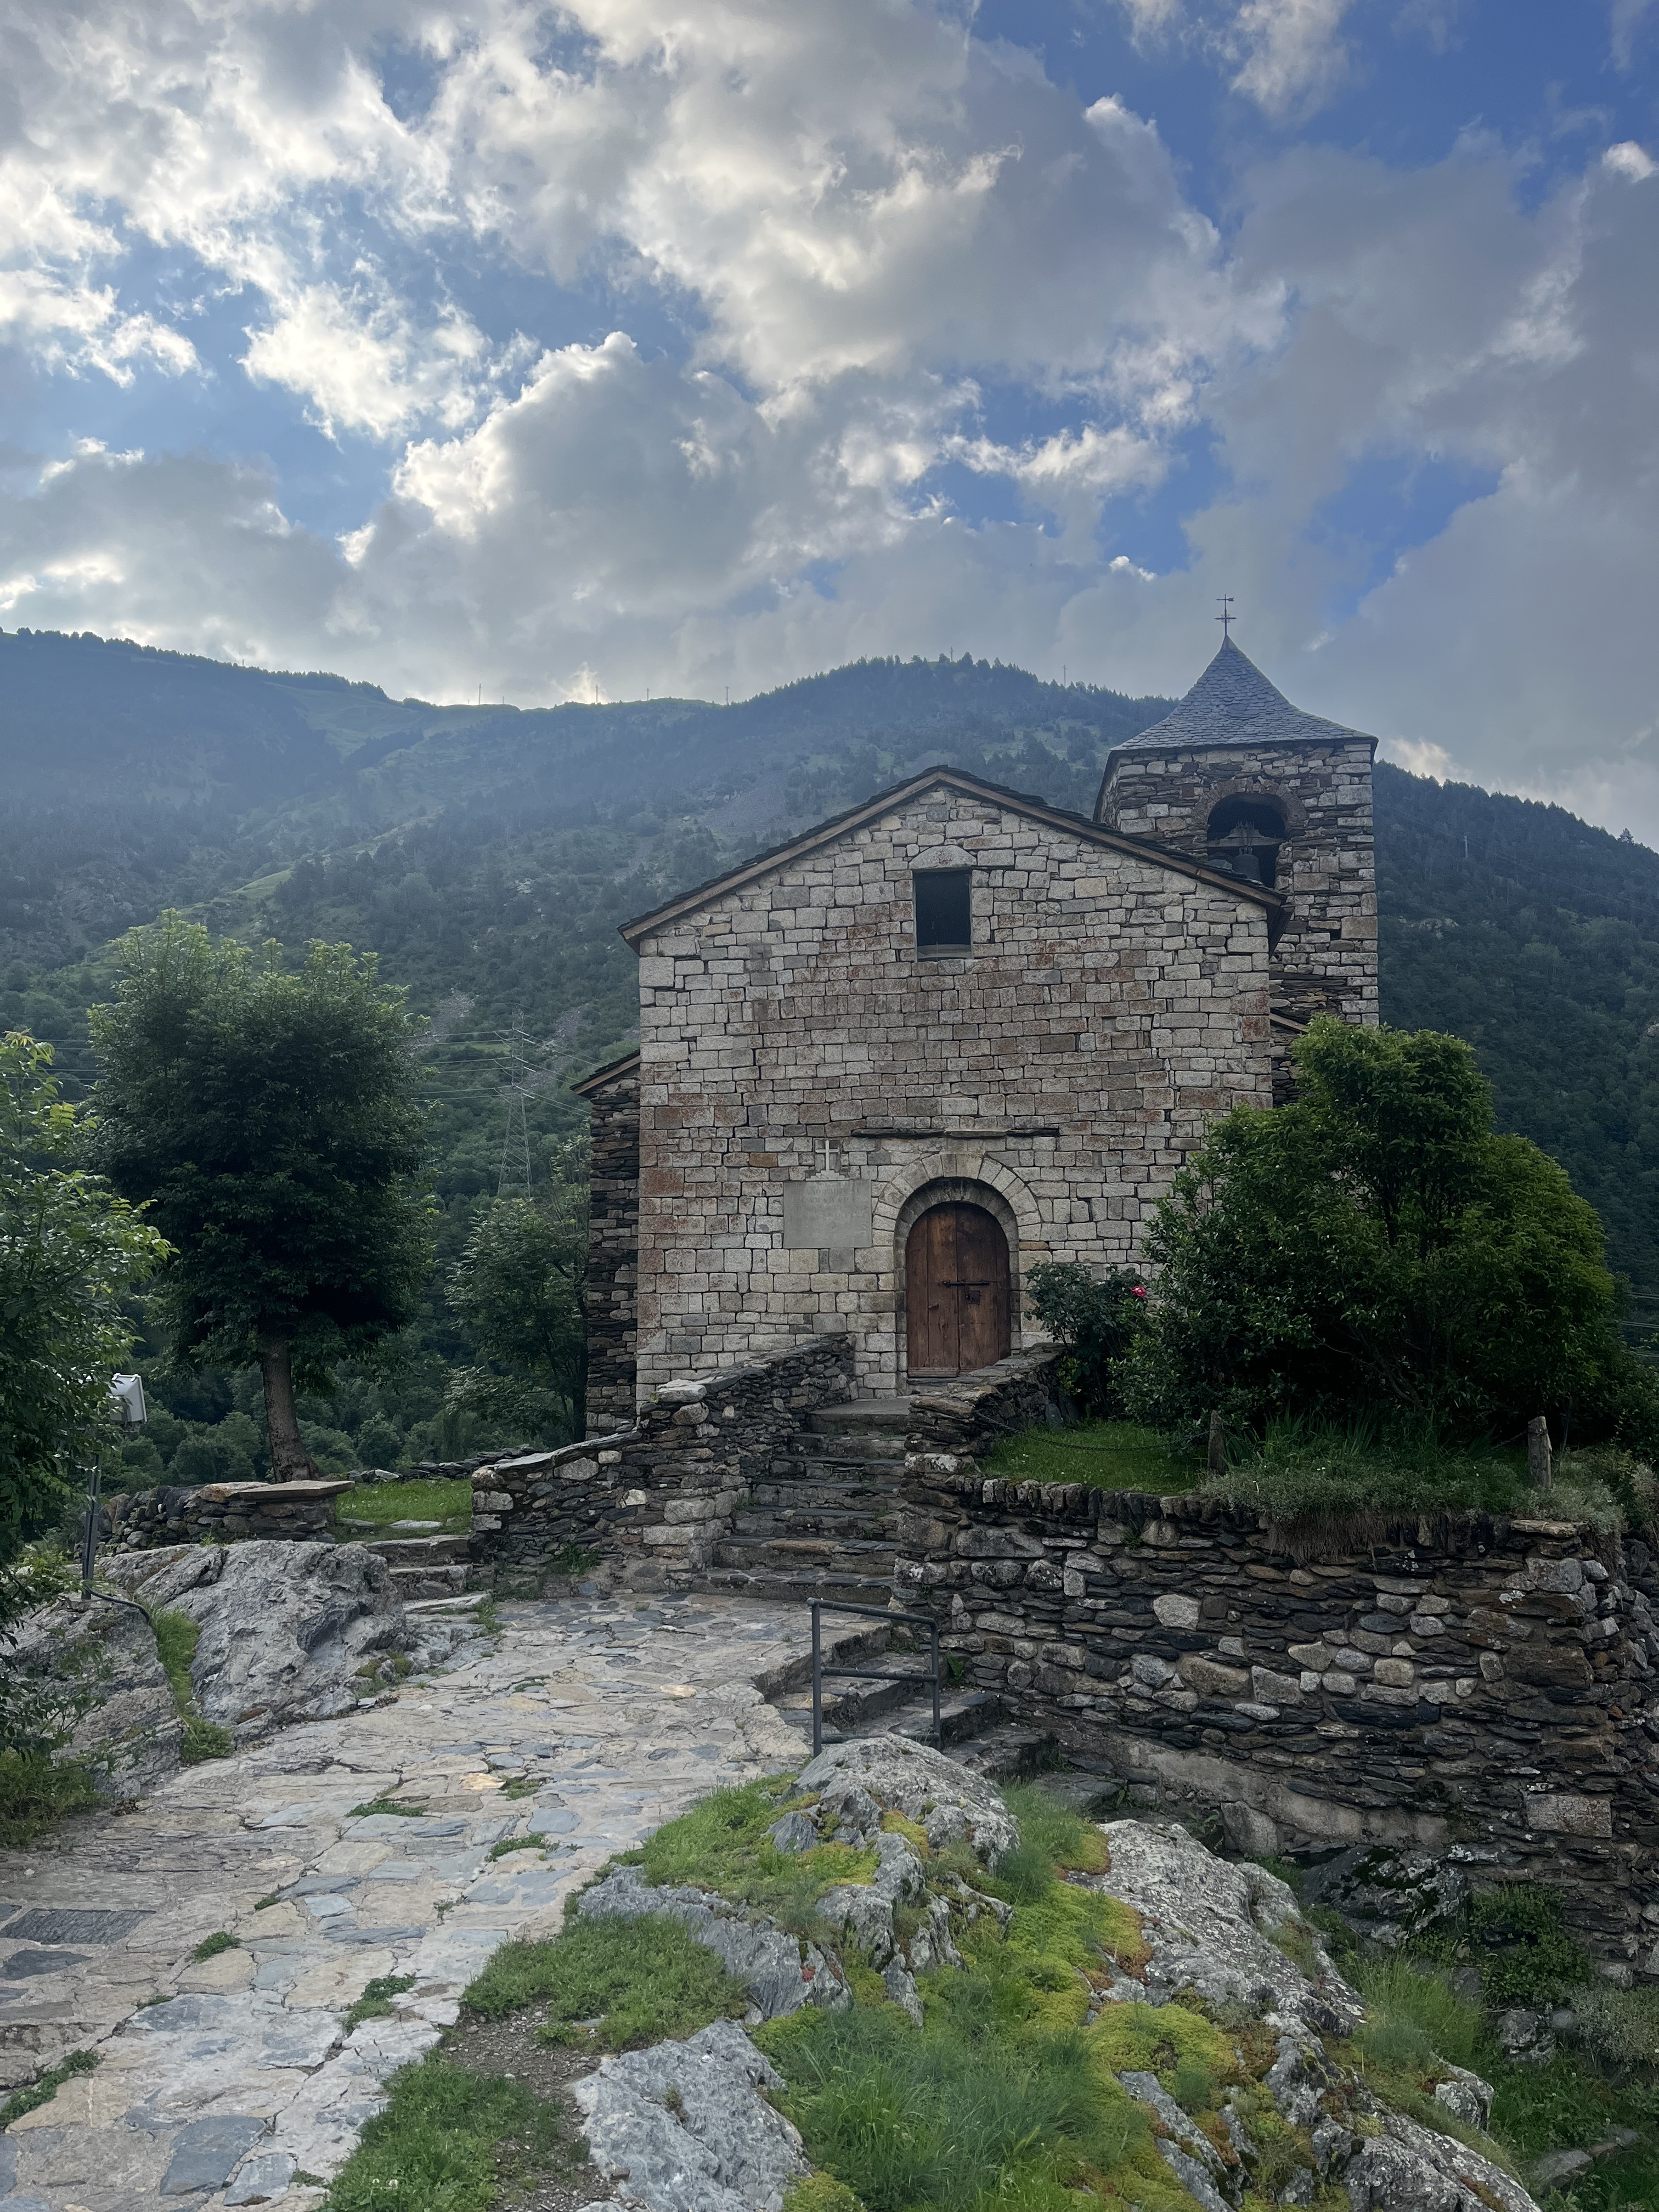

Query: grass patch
<box><xmin>153</xmin><ymin>1608</ymin><xmax>234</xmax><ymax>1762</ymax></box>
<box><xmin>0</xmin><ymin>2049</ymin><xmax>98</xmax><ymax>2129</ymax></box>
<box><xmin>191</xmin><ymin>1930</ymin><xmax>239</xmax><ymax>1961</ymax></box>
<box><xmin>546</xmin><ymin>1543</ymin><xmax>600</xmax><ymax>1577</ymax></box>
<box><xmin>335</xmin><ymin>1477</ymin><xmax>472</xmax><ymax>1535</ymax></box>
<box><xmin>0</xmin><ymin>1747</ymin><xmax>98</xmax><ymax>1847</ymax></box>
<box><xmin>344</xmin><ymin>1972</ymin><xmax>417</xmax><ymax>2032</ymax></box>
<box><xmin>1195</xmin><ymin>1416</ymin><xmax>1537</xmax><ymax>1537</ymax></box>
<box><xmin>461</xmin><ymin>1913</ymin><xmax>748</xmax><ymax>2050</ymax></box>
<box><xmin>981</xmin><ymin>1420</ymin><xmax>1203</xmax><ymax>1494</ymax></box>
<box><xmin>487</xmin><ymin>1833</ymin><xmax>548</xmax><ymax>1859</ymax></box>
<box><xmin>629</xmin><ymin>1777</ymin><xmax>878</xmax><ymax>1932</ymax></box>
<box><xmin>319</xmin><ymin>2049</ymin><xmax>567</xmax><ymax>2212</ymax></box>
<box><xmin>350</xmin><ymin>1796</ymin><xmax>426</xmax><ymax>1819</ymax></box>
<box><xmin>182</xmin><ymin>1716</ymin><xmax>234</xmax><ymax>1762</ymax></box>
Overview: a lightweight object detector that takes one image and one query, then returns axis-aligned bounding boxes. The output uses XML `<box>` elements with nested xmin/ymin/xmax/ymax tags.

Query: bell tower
<box><xmin>1096</xmin><ymin>635</ymin><xmax>1378</xmax><ymax>1048</ymax></box>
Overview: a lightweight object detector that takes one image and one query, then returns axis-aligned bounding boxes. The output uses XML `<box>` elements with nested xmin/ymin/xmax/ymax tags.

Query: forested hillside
<box><xmin>5</xmin><ymin>625</ymin><xmax>1658</xmax><ymax>1474</ymax></box>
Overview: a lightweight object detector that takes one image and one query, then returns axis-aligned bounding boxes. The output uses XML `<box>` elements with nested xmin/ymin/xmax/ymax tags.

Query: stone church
<box><xmin>577</xmin><ymin>637</ymin><xmax>1378</xmax><ymax>1432</ymax></box>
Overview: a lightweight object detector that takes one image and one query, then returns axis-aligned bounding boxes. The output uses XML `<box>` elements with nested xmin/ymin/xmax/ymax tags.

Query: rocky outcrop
<box><xmin>576</xmin><ymin>1865</ymin><xmax>850</xmax><ymax>2018</ymax></box>
<box><xmin>560</xmin><ymin>1735</ymin><xmax>1548</xmax><ymax>2212</ymax></box>
<box><xmin>572</xmin><ymin>2018</ymin><xmax>809</xmax><ymax>2212</ymax></box>
<box><xmin>1096</xmin><ymin>1816</ymin><xmax>1363</xmax><ymax>2035</ymax></box>
<box><xmin>795</xmin><ymin>1731</ymin><xmax>1019</xmax><ymax>1864</ymax></box>
<box><xmin>6</xmin><ymin>1590</ymin><xmax>182</xmax><ymax>1797</ymax></box>
<box><xmin>105</xmin><ymin>1540</ymin><xmax>458</xmax><ymax>1741</ymax></box>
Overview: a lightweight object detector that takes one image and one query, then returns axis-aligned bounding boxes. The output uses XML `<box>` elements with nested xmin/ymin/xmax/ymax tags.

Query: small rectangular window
<box><xmin>915</xmin><ymin>868</ymin><xmax>972</xmax><ymax>952</ymax></box>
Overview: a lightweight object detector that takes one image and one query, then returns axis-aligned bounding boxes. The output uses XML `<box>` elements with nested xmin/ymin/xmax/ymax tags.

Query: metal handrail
<box><xmin>809</xmin><ymin>1598</ymin><xmax>941</xmax><ymax>1756</ymax></box>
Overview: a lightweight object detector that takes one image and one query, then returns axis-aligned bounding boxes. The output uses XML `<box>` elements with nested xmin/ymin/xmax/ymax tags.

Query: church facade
<box><xmin>577</xmin><ymin>639</ymin><xmax>1378</xmax><ymax>1431</ymax></box>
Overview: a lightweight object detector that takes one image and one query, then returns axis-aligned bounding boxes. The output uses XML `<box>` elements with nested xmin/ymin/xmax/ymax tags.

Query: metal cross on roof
<box><xmin>1216</xmin><ymin>595</ymin><xmax>1235</xmax><ymax>640</ymax></box>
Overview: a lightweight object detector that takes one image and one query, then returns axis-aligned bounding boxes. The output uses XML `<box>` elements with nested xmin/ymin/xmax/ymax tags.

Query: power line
<box><xmin>497</xmin><ymin>1007</ymin><xmax>533</xmax><ymax>1197</ymax></box>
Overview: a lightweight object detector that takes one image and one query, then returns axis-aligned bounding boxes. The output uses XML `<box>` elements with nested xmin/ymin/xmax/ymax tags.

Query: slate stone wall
<box><xmin>1097</xmin><ymin>737</ymin><xmax>1378</xmax><ymax>1031</ymax></box>
<box><xmin>469</xmin><ymin>1334</ymin><xmax>855</xmax><ymax>1594</ymax></box>
<box><xmin>110</xmin><ymin>1479</ymin><xmax>351</xmax><ymax>1548</ymax></box>
<box><xmin>580</xmin><ymin>1053</ymin><xmax>641</xmax><ymax>1435</ymax></box>
<box><xmin>896</xmin><ymin>1460</ymin><xmax>1659</xmax><ymax>1973</ymax></box>
<box><xmin>632</xmin><ymin>788</ymin><xmax>1273</xmax><ymax>1399</ymax></box>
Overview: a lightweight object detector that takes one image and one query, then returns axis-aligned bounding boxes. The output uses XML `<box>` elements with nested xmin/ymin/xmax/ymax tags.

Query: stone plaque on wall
<box><xmin>782</xmin><ymin>1180</ymin><xmax>874</xmax><ymax>1250</ymax></box>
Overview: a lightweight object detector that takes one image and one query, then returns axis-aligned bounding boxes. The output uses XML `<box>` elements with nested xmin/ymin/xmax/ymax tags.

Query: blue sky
<box><xmin>1</xmin><ymin>1</ymin><xmax>1656</xmax><ymax>830</ymax></box>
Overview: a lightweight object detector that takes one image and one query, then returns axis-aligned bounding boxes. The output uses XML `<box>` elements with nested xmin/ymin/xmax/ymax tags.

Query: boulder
<box><xmin>572</xmin><ymin>2018</ymin><xmax>810</xmax><ymax>2212</ymax></box>
<box><xmin>576</xmin><ymin>1864</ymin><xmax>850</xmax><ymax>2017</ymax></box>
<box><xmin>105</xmin><ymin>1541</ymin><xmax>452</xmax><ymax>1741</ymax></box>
<box><xmin>1098</xmin><ymin>1818</ymin><xmax>1364</xmax><ymax>2036</ymax></box>
<box><xmin>795</xmin><ymin>1733</ymin><xmax>1019</xmax><ymax>1865</ymax></box>
<box><xmin>6</xmin><ymin>1591</ymin><xmax>182</xmax><ymax>1797</ymax></box>
<box><xmin>1298</xmin><ymin>1844</ymin><xmax>1471</xmax><ymax>1950</ymax></box>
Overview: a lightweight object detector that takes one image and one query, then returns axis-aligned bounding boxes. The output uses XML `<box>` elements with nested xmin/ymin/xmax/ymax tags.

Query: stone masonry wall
<box><xmin>110</xmin><ymin>1479</ymin><xmax>351</xmax><ymax>1548</ymax></box>
<box><xmin>578</xmin><ymin>1053</ymin><xmax>641</xmax><ymax>1434</ymax></box>
<box><xmin>469</xmin><ymin>1334</ymin><xmax>855</xmax><ymax>1594</ymax></box>
<box><xmin>1098</xmin><ymin>738</ymin><xmax>1377</xmax><ymax>1029</ymax></box>
<box><xmin>896</xmin><ymin>1463</ymin><xmax>1659</xmax><ymax>1973</ymax></box>
<box><xmin>633</xmin><ymin>785</ymin><xmax>1273</xmax><ymax>1400</ymax></box>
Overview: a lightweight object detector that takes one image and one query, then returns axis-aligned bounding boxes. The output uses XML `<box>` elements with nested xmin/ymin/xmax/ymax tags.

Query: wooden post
<box><xmin>1527</xmin><ymin>1414</ymin><xmax>1553</xmax><ymax>1491</ymax></box>
<box><xmin>1207</xmin><ymin>1409</ymin><xmax>1226</xmax><ymax>1476</ymax></box>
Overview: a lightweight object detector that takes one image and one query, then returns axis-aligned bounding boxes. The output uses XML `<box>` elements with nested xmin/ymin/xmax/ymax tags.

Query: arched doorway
<box><xmin>905</xmin><ymin>1203</ymin><xmax>1011</xmax><ymax>1378</ymax></box>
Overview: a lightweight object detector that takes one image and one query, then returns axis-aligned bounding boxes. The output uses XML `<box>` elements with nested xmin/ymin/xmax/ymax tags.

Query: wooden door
<box><xmin>905</xmin><ymin>1204</ymin><xmax>1011</xmax><ymax>1377</ymax></box>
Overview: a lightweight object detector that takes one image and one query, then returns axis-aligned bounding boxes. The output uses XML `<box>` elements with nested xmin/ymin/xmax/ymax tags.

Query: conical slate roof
<box><xmin>1116</xmin><ymin>636</ymin><xmax>1373</xmax><ymax>752</ymax></box>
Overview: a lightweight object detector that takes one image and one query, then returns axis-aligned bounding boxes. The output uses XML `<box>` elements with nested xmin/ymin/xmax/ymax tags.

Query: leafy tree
<box><xmin>1124</xmin><ymin>1018</ymin><xmax>1652</xmax><ymax>1447</ymax></box>
<box><xmin>0</xmin><ymin>1034</ymin><xmax>168</xmax><ymax>1566</ymax></box>
<box><xmin>1023</xmin><ymin>1261</ymin><xmax>1147</xmax><ymax>1416</ymax></box>
<box><xmin>88</xmin><ymin>919</ymin><xmax>432</xmax><ymax>1481</ymax></box>
<box><xmin>446</xmin><ymin>1166</ymin><xmax>586</xmax><ymax>1440</ymax></box>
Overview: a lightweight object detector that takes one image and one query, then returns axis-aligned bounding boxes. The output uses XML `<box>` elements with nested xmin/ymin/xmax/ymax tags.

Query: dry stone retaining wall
<box><xmin>468</xmin><ymin>1335</ymin><xmax>855</xmax><ymax>1594</ymax></box>
<box><xmin>895</xmin><ymin>1457</ymin><xmax>1659</xmax><ymax>1972</ymax></box>
<box><xmin>110</xmin><ymin>1479</ymin><xmax>351</xmax><ymax>1548</ymax></box>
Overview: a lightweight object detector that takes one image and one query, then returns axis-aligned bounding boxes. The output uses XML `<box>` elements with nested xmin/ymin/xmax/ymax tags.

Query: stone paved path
<box><xmin>0</xmin><ymin>1594</ymin><xmax>816</xmax><ymax>2212</ymax></box>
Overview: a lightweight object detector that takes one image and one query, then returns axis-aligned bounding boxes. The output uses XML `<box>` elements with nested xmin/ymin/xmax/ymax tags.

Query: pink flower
<box><xmin>1131</xmin><ymin>1284</ymin><xmax>1148</xmax><ymax>1300</ymax></box>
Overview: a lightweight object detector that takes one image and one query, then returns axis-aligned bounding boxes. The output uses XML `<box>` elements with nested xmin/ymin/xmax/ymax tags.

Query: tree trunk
<box><xmin>259</xmin><ymin>1334</ymin><xmax>318</xmax><ymax>1482</ymax></box>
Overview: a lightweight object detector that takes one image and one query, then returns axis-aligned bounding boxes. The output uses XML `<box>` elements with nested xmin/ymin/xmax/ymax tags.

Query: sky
<box><xmin>1</xmin><ymin>1</ymin><xmax>1656</xmax><ymax>831</ymax></box>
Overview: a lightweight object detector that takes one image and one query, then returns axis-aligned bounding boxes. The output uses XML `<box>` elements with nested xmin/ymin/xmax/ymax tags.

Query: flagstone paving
<box><xmin>0</xmin><ymin>1593</ymin><xmax>817</xmax><ymax>2212</ymax></box>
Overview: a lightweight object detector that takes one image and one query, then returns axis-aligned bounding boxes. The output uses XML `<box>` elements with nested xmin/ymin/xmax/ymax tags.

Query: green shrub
<box><xmin>1568</xmin><ymin>1981</ymin><xmax>1659</xmax><ymax>2069</ymax></box>
<box><xmin>152</xmin><ymin>1609</ymin><xmax>233</xmax><ymax>1760</ymax></box>
<box><xmin>461</xmin><ymin>1914</ymin><xmax>747</xmax><ymax>2050</ymax></box>
<box><xmin>0</xmin><ymin>1746</ymin><xmax>98</xmax><ymax>1847</ymax></box>
<box><xmin>191</xmin><ymin>1931</ymin><xmax>239</xmax><ymax>1961</ymax></box>
<box><xmin>1022</xmin><ymin>1262</ymin><xmax>1146</xmax><ymax>1415</ymax></box>
<box><xmin>1123</xmin><ymin>1017</ymin><xmax>1641</xmax><ymax>1447</ymax></box>
<box><xmin>1414</xmin><ymin>1884</ymin><xmax>1590</xmax><ymax>2009</ymax></box>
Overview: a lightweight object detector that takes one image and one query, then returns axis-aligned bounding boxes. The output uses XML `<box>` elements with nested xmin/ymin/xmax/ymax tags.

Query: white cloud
<box><xmin>1</xmin><ymin>1</ymin><xmax>1658</xmax><ymax>836</ymax></box>
<box><xmin>1229</xmin><ymin>0</ymin><xmax>1355</xmax><ymax>117</ymax></box>
<box><xmin>242</xmin><ymin>280</ymin><xmax>488</xmax><ymax>438</ymax></box>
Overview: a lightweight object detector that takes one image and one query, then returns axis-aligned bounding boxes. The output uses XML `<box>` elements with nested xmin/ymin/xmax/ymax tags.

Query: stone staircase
<box><xmin>362</xmin><ymin>1533</ymin><xmax>471</xmax><ymax>1600</ymax></box>
<box><xmin>704</xmin><ymin>1397</ymin><xmax>911</xmax><ymax>1602</ymax></box>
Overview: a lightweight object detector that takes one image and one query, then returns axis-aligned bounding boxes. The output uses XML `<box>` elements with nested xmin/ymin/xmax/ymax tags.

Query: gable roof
<box><xmin>618</xmin><ymin>765</ymin><xmax>1281</xmax><ymax>948</ymax></box>
<box><xmin>1104</xmin><ymin>637</ymin><xmax>1376</xmax><ymax>763</ymax></box>
<box><xmin>572</xmin><ymin>1046</ymin><xmax>641</xmax><ymax>1099</ymax></box>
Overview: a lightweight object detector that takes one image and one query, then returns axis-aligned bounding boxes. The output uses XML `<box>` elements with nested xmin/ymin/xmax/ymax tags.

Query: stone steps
<box><xmin>782</xmin><ymin>1435</ymin><xmax>906</xmax><ymax>1466</ymax></box>
<box><xmin>364</xmin><ymin>1534</ymin><xmax>471</xmax><ymax>1567</ymax></box>
<box><xmin>388</xmin><ymin>1562</ymin><xmax>471</xmax><ymax>1599</ymax></box>
<box><xmin>809</xmin><ymin>1398</ymin><xmax>912</xmax><ymax>1434</ymax></box>
<box><xmin>748</xmin><ymin>1477</ymin><xmax>898</xmax><ymax>1510</ymax></box>
<box><xmin>731</xmin><ymin>1505</ymin><xmax>894</xmax><ymax>1538</ymax></box>
<box><xmin>697</xmin><ymin>1564</ymin><xmax>897</xmax><ymax>1602</ymax></box>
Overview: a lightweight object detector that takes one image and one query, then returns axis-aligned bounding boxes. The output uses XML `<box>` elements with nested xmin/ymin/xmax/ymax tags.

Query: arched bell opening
<box><xmin>904</xmin><ymin>1200</ymin><xmax>1012</xmax><ymax>1378</ymax></box>
<box><xmin>1206</xmin><ymin>793</ymin><xmax>1286</xmax><ymax>888</ymax></box>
